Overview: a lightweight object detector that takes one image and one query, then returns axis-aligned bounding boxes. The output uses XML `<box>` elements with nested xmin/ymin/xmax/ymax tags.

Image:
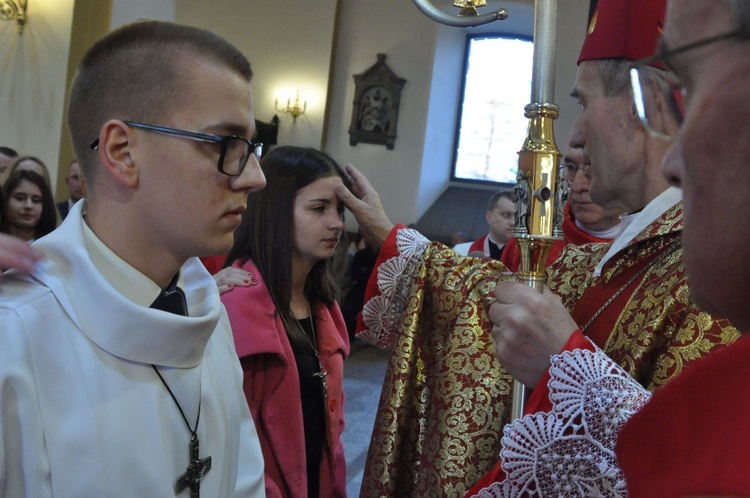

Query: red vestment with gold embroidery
<box><xmin>355</xmin><ymin>203</ymin><xmax>738</xmax><ymax>497</ymax></box>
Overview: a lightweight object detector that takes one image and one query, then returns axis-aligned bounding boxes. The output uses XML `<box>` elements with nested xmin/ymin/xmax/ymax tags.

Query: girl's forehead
<box><xmin>14</xmin><ymin>180</ymin><xmax>40</xmax><ymax>192</ymax></box>
<box><xmin>298</xmin><ymin>176</ymin><xmax>343</xmax><ymax>196</ymax></box>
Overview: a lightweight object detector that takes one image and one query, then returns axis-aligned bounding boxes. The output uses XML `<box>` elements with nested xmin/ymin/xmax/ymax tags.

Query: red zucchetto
<box><xmin>578</xmin><ymin>0</ymin><xmax>666</xmax><ymax>65</ymax></box>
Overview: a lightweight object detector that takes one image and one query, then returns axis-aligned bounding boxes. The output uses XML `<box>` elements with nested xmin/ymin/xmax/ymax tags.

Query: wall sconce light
<box><xmin>275</xmin><ymin>91</ymin><xmax>307</xmax><ymax>123</ymax></box>
<box><xmin>0</xmin><ymin>0</ymin><xmax>27</xmax><ymax>34</ymax></box>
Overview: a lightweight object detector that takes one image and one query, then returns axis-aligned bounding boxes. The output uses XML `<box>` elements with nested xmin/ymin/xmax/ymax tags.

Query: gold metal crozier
<box><xmin>409</xmin><ymin>0</ymin><xmax>564</xmax><ymax>421</ymax></box>
<box><xmin>509</xmin><ymin>0</ymin><xmax>564</xmax><ymax>421</ymax></box>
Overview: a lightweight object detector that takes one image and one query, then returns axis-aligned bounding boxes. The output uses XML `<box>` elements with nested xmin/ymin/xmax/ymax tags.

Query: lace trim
<box><xmin>358</xmin><ymin>228</ymin><xmax>430</xmax><ymax>350</ymax></box>
<box><xmin>471</xmin><ymin>347</ymin><xmax>652</xmax><ymax>497</ymax></box>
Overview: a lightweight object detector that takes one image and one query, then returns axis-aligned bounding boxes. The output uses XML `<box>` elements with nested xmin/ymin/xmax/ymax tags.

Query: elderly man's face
<box><xmin>569</xmin><ymin>61</ymin><xmax>646</xmax><ymax>214</ymax></box>
<box><xmin>564</xmin><ymin>145</ymin><xmax>624</xmax><ymax>232</ymax></box>
<box><xmin>661</xmin><ymin>0</ymin><xmax>750</xmax><ymax>330</ymax></box>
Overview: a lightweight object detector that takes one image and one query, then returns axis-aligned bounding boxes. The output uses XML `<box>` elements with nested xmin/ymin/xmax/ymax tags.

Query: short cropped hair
<box><xmin>67</xmin><ymin>20</ymin><xmax>253</xmax><ymax>182</ymax></box>
<box><xmin>488</xmin><ymin>190</ymin><xmax>513</xmax><ymax>211</ymax></box>
<box><xmin>596</xmin><ymin>59</ymin><xmax>683</xmax><ymax>124</ymax></box>
<box><xmin>596</xmin><ymin>59</ymin><xmax>633</xmax><ymax>97</ymax></box>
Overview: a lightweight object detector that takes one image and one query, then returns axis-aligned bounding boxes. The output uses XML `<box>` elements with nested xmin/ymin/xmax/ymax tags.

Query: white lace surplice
<box><xmin>358</xmin><ymin>228</ymin><xmax>431</xmax><ymax>350</ymax></box>
<box><xmin>472</xmin><ymin>348</ymin><xmax>652</xmax><ymax>498</ymax></box>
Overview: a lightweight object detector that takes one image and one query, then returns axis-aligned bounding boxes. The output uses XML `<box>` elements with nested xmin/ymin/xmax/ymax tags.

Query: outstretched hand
<box><xmin>0</xmin><ymin>234</ymin><xmax>43</xmax><ymax>276</ymax></box>
<box><xmin>335</xmin><ymin>163</ymin><xmax>394</xmax><ymax>249</ymax></box>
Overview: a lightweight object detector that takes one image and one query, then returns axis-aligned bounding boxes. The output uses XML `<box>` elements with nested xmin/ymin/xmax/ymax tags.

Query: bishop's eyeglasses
<box><xmin>563</xmin><ymin>161</ymin><xmax>589</xmax><ymax>181</ymax></box>
<box><xmin>629</xmin><ymin>27</ymin><xmax>747</xmax><ymax>140</ymax></box>
<box><xmin>89</xmin><ymin>121</ymin><xmax>263</xmax><ymax>176</ymax></box>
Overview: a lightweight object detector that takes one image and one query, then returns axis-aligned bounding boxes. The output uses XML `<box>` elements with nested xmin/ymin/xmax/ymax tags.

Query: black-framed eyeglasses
<box><xmin>629</xmin><ymin>28</ymin><xmax>748</xmax><ymax>141</ymax></box>
<box><xmin>89</xmin><ymin>121</ymin><xmax>262</xmax><ymax>176</ymax></box>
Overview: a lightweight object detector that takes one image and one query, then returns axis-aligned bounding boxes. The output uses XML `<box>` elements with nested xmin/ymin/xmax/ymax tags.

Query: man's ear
<box><xmin>97</xmin><ymin>119</ymin><xmax>139</xmax><ymax>188</ymax></box>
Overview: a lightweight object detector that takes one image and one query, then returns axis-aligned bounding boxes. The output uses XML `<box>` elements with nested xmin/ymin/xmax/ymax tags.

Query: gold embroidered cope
<box><xmin>358</xmin><ymin>204</ymin><xmax>739</xmax><ymax>497</ymax></box>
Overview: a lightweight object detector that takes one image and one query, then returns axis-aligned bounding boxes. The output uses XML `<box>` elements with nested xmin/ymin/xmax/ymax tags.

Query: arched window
<box><xmin>452</xmin><ymin>35</ymin><xmax>534</xmax><ymax>184</ymax></box>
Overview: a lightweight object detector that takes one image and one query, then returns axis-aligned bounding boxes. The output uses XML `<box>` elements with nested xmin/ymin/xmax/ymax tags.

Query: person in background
<box><xmin>340</xmin><ymin>235</ymin><xmax>378</xmax><ymax>339</ymax></box>
<box><xmin>0</xmin><ymin>146</ymin><xmax>19</xmax><ymax>178</ymax></box>
<box><xmin>0</xmin><ymin>20</ymin><xmax>266</xmax><ymax>496</ymax></box>
<box><xmin>468</xmin><ymin>190</ymin><xmax>514</xmax><ymax>259</ymax></box>
<box><xmin>329</xmin><ymin>225</ymin><xmax>354</xmax><ymax>299</ymax></box>
<box><xmin>7</xmin><ymin>155</ymin><xmax>52</xmax><ymax>186</ymax></box>
<box><xmin>451</xmin><ymin>231</ymin><xmax>469</xmax><ymax>247</ymax></box>
<box><xmin>500</xmin><ymin>144</ymin><xmax>624</xmax><ymax>271</ymax></box>
<box><xmin>57</xmin><ymin>158</ymin><xmax>84</xmax><ymax>220</ymax></box>
<box><xmin>451</xmin><ymin>230</ymin><xmax>474</xmax><ymax>256</ymax></box>
<box><xmin>0</xmin><ymin>187</ymin><xmax>34</xmax><ymax>276</ymax></box>
<box><xmin>221</xmin><ymin>145</ymin><xmax>350</xmax><ymax>498</ymax></box>
<box><xmin>1</xmin><ymin>170</ymin><xmax>57</xmax><ymax>241</ymax></box>
<box><xmin>562</xmin><ymin>148</ymin><xmax>623</xmax><ymax>240</ymax></box>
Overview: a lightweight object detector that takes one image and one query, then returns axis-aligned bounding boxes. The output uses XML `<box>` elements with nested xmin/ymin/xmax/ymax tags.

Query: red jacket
<box><xmin>221</xmin><ymin>259</ymin><xmax>349</xmax><ymax>498</ymax></box>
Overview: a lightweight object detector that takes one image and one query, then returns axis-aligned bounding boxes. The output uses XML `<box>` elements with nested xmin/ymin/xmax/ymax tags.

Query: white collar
<box><xmin>594</xmin><ymin>187</ymin><xmax>682</xmax><ymax>277</ymax></box>
<box><xmin>575</xmin><ymin>219</ymin><xmax>622</xmax><ymax>240</ymax></box>
<box><xmin>30</xmin><ymin>200</ymin><xmax>221</xmax><ymax>368</ymax></box>
<box><xmin>82</xmin><ymin>215</ymin><xmax>165</xmax><ymax>308</ymax></box>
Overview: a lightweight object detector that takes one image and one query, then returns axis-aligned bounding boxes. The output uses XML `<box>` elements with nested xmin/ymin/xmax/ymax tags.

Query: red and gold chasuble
<box><xmin>356</xmin><ymin>204</ymin><xmax>738</xmax><ymax>498</ymax></box>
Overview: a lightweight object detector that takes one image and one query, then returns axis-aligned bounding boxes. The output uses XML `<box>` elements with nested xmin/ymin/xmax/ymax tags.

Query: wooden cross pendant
<box><xmin>175</xmin><ymin>434</ymin><xmax>212</xmax><ymax>498</ymax></box>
